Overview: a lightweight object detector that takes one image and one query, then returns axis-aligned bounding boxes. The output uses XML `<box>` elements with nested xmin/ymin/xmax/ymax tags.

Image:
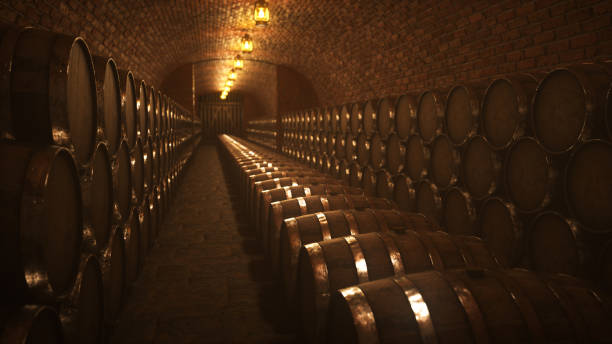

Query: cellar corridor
<box><xmin>109</xmin><ymin>144</ymin><xmax>294</xmax><ymax>344</ymax></box>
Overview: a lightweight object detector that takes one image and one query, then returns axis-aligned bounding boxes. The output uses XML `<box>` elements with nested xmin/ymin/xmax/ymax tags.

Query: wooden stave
<box><xmin>416</xmin><ymin>90</ymin><xmax>446</xmax><ymax>144</ymax></box>
<box><xmin>461</xmin><ymin>135</ymin><xmax>502</xmax><ymax>201</ymax></box>
<box><xmin>479</xmin><ymin>196</ymin><xmax>524</xmax><ymax>267</ymax></box>
<box><xmin>429</xmin><ymin>133</ymin><xmax>461</xmax><ymax>191</ymax></box>
<box><xmin>92</xmin><ymin>56</ymin><xmax>122</xmax><ymax>156</ymax></box>
<box><xmin>444</xmin><ymin>84</ymin><xmax>484</xmax><ymax>147</ymax></box>
<box><xmin>394</xmin><ymin>94</ymin><xmax>418</xmax><ymax>139</ymax></box>
<box><xmin>350</xmin><ymin>102</ymin><xmax>363</xmax><ymax>136</ymax></box>
<box><xmin>119</xmin><ymin>71</ymin><xmax>137</xmax><ymax>149</ymax></box>
<box><xmin>385</xmin><ymin>133</ymin><xmax>405</xmax><ymax>175</ymax></box>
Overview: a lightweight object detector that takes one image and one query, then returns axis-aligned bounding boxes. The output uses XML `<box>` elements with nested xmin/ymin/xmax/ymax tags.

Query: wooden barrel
<box><xmin>479</xmin><ymin>196</ymin><xmax>523</xmax><ymax>267</ymax></box>
<box><xmin>375</xmin><ymin>170</ymin><xmax>394</xmax><ymax>200</ymax></box>
<box><xmin>369</xmin><ymin>134</ymin><xmax>386</xmax><ymax>169</ymax></box>
<box><xmin>349</xmin><ymin>162</ymin><xmax>362</xmax><ymax>188</ymax></box>
<box><xmin>377</xmin><ymin>97</ymin><xmax>395</xmax><ymax>139</ymax></box>
<box><xmin>326</xmin><ymin>131</ymin><xmax>336</xmax><ymax>156</ymax></box>
<box><xmin>92</xmin><ymin>56</ymin><xmax>121</xmax><ymax>155</ymax></box>
<box><xmin>59</xmin><ymin>255</ymin><xmax>104</xmax><ymax>344</ymax></box>
<box><xmin>356</xmin><ymin>133</ymin><xmax>370</xmax><ymax>166</ymax></box>
<box><xmin>339</xmin><ymin>105</ymin><xmax>350</xmax><ymax>133</ymax></box>
<box><xmin>404</xmin><ymin>134</ymin><xmax>429</xmax><ymax>181</ymax></box>
<box><xmin>330</xmin><ymin>106</ymin><xmax>340</xmax><ymax>133</ymax></box>
<box><xmin>0</xmin><ymin>143</ymin><xmax>82</xmax><ymax>302</ymax></box>
<box><xmin>123</xmin><ymin>208</ymin><xmax>140</xmax><ymax>285</ymax></box>
<box><xmin>113</xmin><ymin>140</ymin><xmax>132</xmax><ymax>222</ymax></box>
<box><xmin>429</xmin><ymin>134</ymin><xmax>460</xmax><ymax>190</ymax></box>
<box><xmin>318</xmin><ymin>132</ymin><xmax>327</xmax><ymax>154</ymax></box>
<box><xmin>344</xmin><ymin>132</ymin><xmax>357</xmax><ymax>161</ymax></box>
<box><xmin>393</xmin><ymin>174</ymin><xmax>416</xmax><ymax>212</ymax></box>
<box><xmin>394</xmin><ymin>94</ymin><xmax>417</xmax><ymax>139</ymax></box>
<box><xmin>150</xmin><ymin>189</ymin><xmax>161</xmax><ymax>240</ymax></box>
<box><xmin>143</xmin><ymin>137</ymin><xmax>153</xmax><ymax>192</ymax></box>
<box><xmin>81</xmin><ymin>141</ymin><xmax>113</xmax><ymax>250</ymax></box>
<box><xmin>528</xmin><ymin>211</ymin><xmax>587</xmax><ymax>277</ymax></box>
<box><xmin>280</xmin><ymin>208</ymin><xmax>428</xmax><ymax>305</ymax></box>
<box><xmin>327</xmin><ymin>269</ymin><xmax>612</xmax><ymax>344</ymax></box>
<box><xmin>0</xmin><ymin>305</ymin><xmax>63</xmax><ymax>344</ymax></box>
<box><xmin>269</xmin><ymin>194</ymin><xmax>393</xmax><ymax>275</ymax></box>
<box><xmin>481</xmin><ymin>74</ymin><xmax>538</xmax><ymax>150</ymax></box>
<box><xmin>136</xmin><ymin>79</ymin><xmax>148</xmax><ymax>137</ymax></box>
<box><xmin>339</xmin><ymin>159</ymin><xmax>351</xmax><ymax>183</ymax></box>
<box><xmin>532</xmin><ymin>63</ymin><xmax>611</xmax><ymax>154</ymax></box>
<box><xmin>385</xmin><ymin>133</ymin><xmax>405</xmax><ymax>174</ymax></box>
<box><xmin>462</xmin><ymin>135</ymin><xmax>501</xmax><ymax>200</ymax></box>
<box><xmin>350</xmin><ymin>103</ymin><xmax>362</xmax><ymax>135</ymax></box>
<box><xmin>119</xmin><ymin>71</ymin><xmax>137</xmax><ymax>149</ymax></box>
<box><xmin>99</xmin><ymin>225</ymin><xmax>125</xmax><ymax>326</ymax></box>
<box><xmin>443</xmin><ymin>186</ymin><xmax>478</xmax><ymax>235</ymax></box>
<box><xmin>131</xmin><ymin>138</ymin><xmax>145</xmax><ymax>205</ymax></box>
<box><xmin>299</xmin><ymin>230</ymin><xmax>498</xmax><ymax>343</ymax></box>
<box><xmin>417</xmin><ymin>90</ymin><xmax>445</xmax><ymax>144</ymax></box>
<box><xmin>150</xmin><ymin>137</ymin><xmax>160</xmax><ymax>187</ymax></box>
<box><xmin>3</xmin><ymin>28</ymin><xmax>97</xmax><ymax>165</ymax></box>
<box><xmin>147</xmin><ymin>86</ymin><xmax>157</xmax><ymax>137</ymax></box>
<box><xmin>414</xmin><ymin>179</ymin><xmax>443</xmax><ymax>223</ymax></box>
<box><xmin>334</xmin><ymin>132</ymin><xmax>345</xmax><ymax>159</ymax></box>
<box><xmin>445</xmin><ymin>84</ymin><xmax>482</xmax><ymax>146</ymax></box>
<box><xmin>504</xmin><ymin>137</ymin><xmax>556</xmax><ymax>213</ymax></box>
<box><xmin>138</xmin><ymin>197</ymin><xmax>151</xmax><ymax>265</ymax></box>
<box><xmin>361</xmin><ymin>165</ymin><xmax>377</xmax><ymax>197</ymax></box>
<box><xmin>362</xmin><ymin>100</ymin><xmax>377</xmax><ymax>137</ymax></box>
<box><xmin>565</xmin><ymin>139</ymin><xmax>612</xmax><ymax>232</ymax></box>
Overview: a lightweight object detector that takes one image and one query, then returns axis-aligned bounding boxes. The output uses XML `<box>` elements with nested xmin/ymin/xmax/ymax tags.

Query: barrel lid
<box><xmin>479</xmin><ymin>197</ymin><xmax>523</xmax><ymax>267</ymax></box>
<box><xmin>394</xmin><ymin>94</ymin><xmax>417</xmax><ymax>139</ymax></box>
<box><xmin>445</xmin><ymin>84</ymin><xmax>481</xmax><ymax>146</ymax></box>
<box><xmin>462</xmin><ymin>135</ymin><xmax>500</xmax><ymax>200</ymax></box>
<box><xmin>417</xmin><ymin>90</ymin><xmax>445</xmax><ymax>144</ymax></box>
<box><xmin>350</xmin><ymin>102</ymin><xmax>363</xmax><ymax>135</ymax></box>
<box><xmin>443</xmin><ymin>186</ymin><xmax>477</xmax><ymax>236</ymax></box>
<box><xmin>404</xmin><ymin>134</ymin><xmax>429</xmax><ymax>181</ymax></box>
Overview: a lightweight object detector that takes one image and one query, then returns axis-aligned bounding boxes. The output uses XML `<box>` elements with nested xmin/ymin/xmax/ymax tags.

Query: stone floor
<box><xmin>110</xmin><ymin>143</ymin><xmax>296</xmax><ymax>344</ymax></box>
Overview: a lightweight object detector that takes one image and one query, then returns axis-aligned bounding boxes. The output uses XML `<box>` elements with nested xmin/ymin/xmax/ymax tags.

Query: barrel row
<box><xmin>246</xmin><ymin>117</ymin><xmax>277</xmax><ymax>150</ymax></box>
<box><xmin>278</xmin><ymin>62</ymin><xmax>612</xmax><ymax>293</ymax></box>
<box><xmin>0</xmin><ymin>25</ymin><xmax>202</xmax><ymax>343</ymax></box>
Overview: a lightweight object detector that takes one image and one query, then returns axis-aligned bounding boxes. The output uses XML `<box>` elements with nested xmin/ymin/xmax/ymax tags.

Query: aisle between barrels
<box><xmin>110</xmin><ymin>144</ymin><xmax>295</xmax><ymax>344</ymax></box>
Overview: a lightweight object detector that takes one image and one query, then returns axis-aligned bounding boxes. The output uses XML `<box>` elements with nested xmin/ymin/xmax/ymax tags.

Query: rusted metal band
<box><xmin>273</xmin><ymin>177</ymin><xmax>281</xmax><ymax>189</ymax></box>
<box><xmin>439</xmin><ymin>271</ymin><xmax>489</xmax><ymax>344</ymax></box>
<box><xmin>411</xmin><ymin>231</ymin><xmax>445</xmax><ymax>271</ymax></box>
<box><xmin>344</xmin><ymin>236</ymin><xmax>369</xmax><ymax>283</ymax></box>
<box><xmin>343</xmin><ymin>210</ymin><xmax>360</xmax><ymax>236</ymax></box>
<box><xmin>376</xmin><ymin>232</ymin><xmax>405</xmax><ymax>276</ymax></box>
<box><xmin>339</xmin><ymin>286</ymin><xmax>380</xmax><ymax>344</ymax></box>
<box><xmin>393</xmin><ymin>275</ymin><xmax>438</xmax><ymax>344</ymax></box>
<box><xmin>368</xmin><ymin>208</ymin><xmax>389</xmax><ymax>232</ymax></box>
<box><xmin>315</xmin><ymin>212</ymin><xmax>332</xmax><ymax>240</ymax></box>
<box><xmin>304</xmin><ymin>242</ymin><xmax>331</xmax><ymax>339</ymax></box>
<box><xmin>441</xmin><ymin>231</ymin><xmax>474</xmax><ymax>269</ymax></box>
<box><xmin>286</xmin><ymin>217</ymin><xmax>303</xmax><ymax>273</ymax></box>
<box><xmin>320</xmin><ymin>196</ymin><xmax>330</xmax><ymax>211</ymax></box>
<box><xmin>297</xmin><ymin>197</ymin><xmax>308</xmax><ymax>214</ymax></box>
<box><xmin>304</xmin><ymin>187</ymin><xmax>312</xmax><ymax>197</ymax></box>
<box><xmin>283</xmin><ymin>186</ymin><xmax>292</xmax><ymax>199</ymax></box>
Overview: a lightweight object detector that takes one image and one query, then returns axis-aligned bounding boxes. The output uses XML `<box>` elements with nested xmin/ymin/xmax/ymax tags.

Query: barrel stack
<box><xmin>0</xmin><ymin>25</ymin><xmax>201</xmax><ymax>343</ymax></box>
<box><xmin>242</xmin><ymin>59</ymin><xmax>612</xmax><ymax>343</ymax></box>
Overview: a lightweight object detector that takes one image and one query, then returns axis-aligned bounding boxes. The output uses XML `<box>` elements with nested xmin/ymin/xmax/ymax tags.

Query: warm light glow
<box><xmin>253</xmin><ymin>0</ymin><xmax>270</xmax><ymax>27</ymax></box>
<box><xmin>241</xmin><ymin>34</ymin><xmax>253</xmax><ymax>53</ymax></box>
<box><xmin>220</xmin><ymin>93</ymin><xmax>227</xmax><ymax>100</ymax></box>
<box><xmin>228</xmin><ymin>70</ymin><xmax>237</xmax><ymax>80</ymax></box>
<box><xmin>226</xmin><ymin>79</ymin><xmax>234</xmax><ymax>87</ymax></box>
<box><xmin>234</xmin><ymin>55</ymin><xmax>244</xmax><ymax>69</ymax></box>
<box><xmin>224</xmin><ymin>86</ymin><xmax>231</xmax><ymax>92</ymax></box>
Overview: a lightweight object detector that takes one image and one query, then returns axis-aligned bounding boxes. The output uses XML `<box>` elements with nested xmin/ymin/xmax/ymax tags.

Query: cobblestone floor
<box><xmin>110</xmin><ymin>143</ymin><xmax>296</xmax><ymax>344</ymax></box>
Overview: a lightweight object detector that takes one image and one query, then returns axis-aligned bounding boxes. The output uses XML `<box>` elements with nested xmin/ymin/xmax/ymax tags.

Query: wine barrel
<box><xmin>385</xmin><ymin>133</ymin><xmax>405</xmax><ymax>174</ymax></box>
<box><xmin>0</xmin><ymin>305</ymin><xmax>63</xmax><ymax>344</ymax></box>
<box><xmin>150</xmin><ymin>137</ymin><xmax>160</xmax><ymax>187</ymax></box>
<box><xmin>350</xmin><ymin>103</ymin><xmax>362</xmax><ymax>135</ymax></box>
<box><xmin>338</xmin><ymin>159</ymin><xmax>351</xmax><ymax>183</ymax></box>
<box><xmin>393</xmin><ymin>174</ymin><xmax>416</xmax><ymax>212</ymax></box>
<box><xmin>119</xmin><ymin>71</ymin><xmax>137</xmax><ymax>149</ymax></box>
<box><xmin>143</xmin><ymin>137</ymin><xmax>153</xmax><ymax>192</ymax></box>
<box><xmin>344</xmin><ymin>132</ymin><xmax>357</xmax><ymax>161</ymax></box>
<box><xmin>369</xmin><ymin>134</ymin><xmax>386</xmax><ymax>169</ymax></box>
<box><xmin>532</xmin><ymin>63</ymin><xmax>611</xmax><ymax>154</ymax></box>
<box><xmin>138</xmin><ymin>197</ymin><xmax>151</xmax><ymax>265</ymax></box>
<box><xmin>377</xmin><ymin>97</ymin><xmax>395</xmax><ymax>139</ymax></box>
<box><xmin>148</xmin><ymin>86</ymin><xmax>157</xmax><ymax>137</ymax></box>
<box><xmin>404</xmin><ymin>134</ymin><xmax>429</xmax><ymax>181</ymax></box>
<box><xmin>280</xmin><ymin>208</ymin><xmax>429</xmax><ymax>305</ymax></box>
<box><xmin>3</xmin><ymin>28</ymin><xmax>97</xmax><ymax>165</ymax></box>
<box><xmin>375</xmin><ymin>170</ymin><xmax>394</xmax><ymax>200</ymax></box>
<box><xmin>565</xmin><ymin>139</ymin><xmax>612</xmax><ymax>232</ymax></box>
<box><xmin>443</xmin><ymin>186</ymin><xmax>478</xmax><ymax>236</ymax></box>
<box><xmin>327</xmin><ymin>269</ymin><xmax>612</xmax><ymax>344</ymax></box>
<box><xmin>326</xmin><ymin>131</ymin><xmax>335</xmax><ymax>157</ymax></box>
<box><xmin>131</xmin><ymin>138</ymin><xmax>145</xmax><ymax>205</ymax></box>
<box><xmin>417</xmin><ymin>90</ymin><xmax>445</xmax><ymax>144</ymax></box>
<box><xmin>445</xmin><ymin>84</ymin><xmax>482</xmax><ymax>146</ymax></box>
<box><xmin>330</xmin><ymin>106</ymin><xmax>340</xmax><ymax>133</ymax></box>
<box><xmin>414</xmin><ymin>179</ymin><xmax>443</xmax><ymax>223</ymax></box>
<box><xmin>361</xmin><ymin>165</ymin><xmax>377</xmax><ymax>197</ymax></box>
<box><xmin>318</xmin><ymin>132</ymin><xmax>327</xmax><ymax>154</ymax></box>
<box><xmin>300</xmin><ymin>230</ymin><xmax>498</xmax><ymax>343</ymax></box>
<box><xmin>362</xmin><ymin>99</ymin><xmax>377</xmax><ymax>136</ymax></box>
<box><xmin>429</xmin><ymin>134</ymin><xmax>460</xmax><ymax>190</ymax></box>
<box><xmin>334</xmin><ymin>132</ymin><xmax>345</xmax><ymax>159</ymax></box>
<box><xmin>479</xmin><ymin>196</ymin><xmax>523</xmax><ymax>267</ymax></box>
<box><xmin>0</xmin><ymin>143</ymin><xmax>82</xmax><ymax>302</ymax></box>
<box><xmin>268</xmin><ymin>194</ymin><xmax>393</xmax><ymax>275</ymax></box>
<box><xmin>113</xmin><ymin>140</ymin><xmax>132</xmax><ymax>222</ymax></box>
<box><xmin>136</xmin><ymin>79</ymin><xmax>148</xmax><ymax>137</ymax></box>
<box><xmin>349</xmin><ymin>162</ymin><xmax>362</xmax><ymax>188</ymax></box>
<box><xmin>504</xmin><ymin>137</ymin><xmax>556</xmax><ymax>213</ymax></box>
<box><xmin>462</xmin><ymin>135</ymin><xmax>501</xmax><ymax>200</ymax></box>
<box><xmin>81</xmin><ymin>141</ymin><xmax>113</xmax><ymax>251</ymax></box>
<box><xmin>481</xmin><ymin>74</ymin><xmax>538</xmax><ymax>150</ymax></box>
<box><xmin>92</xmin><ymin>56</ymin><xmax>121</xmax><ymax>155</ymax></box>
<box><xmin>356</xmin><ymin>133</ymin><xmax>370</xmax><ymax>166</ymax></box>
<box><xmin>395</xmin><ymin>94</ymin><xmax>417</xmax><ymax>139</ymax></box>
<box><xmin>123</xmin><ymin>208</ymin><xmax>140</xmax><ymax>285</ymax></box>
<box><xmin>528</xmin><ymin>211</ymin><xmax>587</xmax><ymax>277</ymax></box>
<box><xmin>99</xmin><ymin>225</ymin><xmax>125</xmax><ymax>326</ymax></box>
<box><xmin>339</xmin><ymin>105</ymin><xmax>350</xmax><ymax>133</ymax></box>
<box><xmin>150</xmin><ymin>190</ymin><xmax>161</xmax><ymax>240</ymax></box>
<box><xmin>59</xmin><ymin>255</ymin><xmax>104</xmax><ymax>344</ymax></box>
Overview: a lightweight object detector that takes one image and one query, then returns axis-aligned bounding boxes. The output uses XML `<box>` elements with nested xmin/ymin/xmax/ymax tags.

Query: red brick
<box><xmin>533</xmin><ymin>31</ymin><xmax>555</xmax><ymax>44</ymax></box>
<box><xmin>570</xmin><ymin>33</ymin><xmax>597</xmax><ymax>49</ymax></box>
<box><xmin>525</xmin><ymin>46</ymin><xmax>545</xmax><ymax>58</ymax></box>
<box><xmin>560</xmin><ymin>49</ymin><xmax>585</xmax><ymax>62</ymax></box>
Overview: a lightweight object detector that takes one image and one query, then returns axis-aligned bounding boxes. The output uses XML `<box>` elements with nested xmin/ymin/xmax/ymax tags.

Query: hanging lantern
<box><xmin>253</xmin><ymin>0</ymin><xmax>270</xmax><ymax>27</ymax></box>
<box><xmin>241</xmin><ymin>34</ymin><xmax>253</xmax><ymax>53</ymax></box>
<box><xmin>220</xmin><ymin>93</ymin><xmax>227</xmax><ymax>100</ymax></box>
<box><xmin>223</xmin><ymin>86</ymin><xmax>231</xmax><ymax>92</ymax></box>
<box><xmin>234</xmin><ymin>55</ymin><xmax>244</xmax><ymax>70</ymax></box>
<box><xmin>226</xmin><ymin>79</ymin><xmax>234</xmax><ymax>87</ymax></box>
<box><xmin>228</xmin><ymin>69</ymin><xmax>237</xmax><ymax>80</ymax></box>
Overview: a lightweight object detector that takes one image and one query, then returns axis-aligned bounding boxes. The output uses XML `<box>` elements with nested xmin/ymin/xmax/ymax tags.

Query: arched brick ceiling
<box><xmin>1</xmin><ymin>0</ymin><xmax>610</xmax><ymax>107</ymax></box>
